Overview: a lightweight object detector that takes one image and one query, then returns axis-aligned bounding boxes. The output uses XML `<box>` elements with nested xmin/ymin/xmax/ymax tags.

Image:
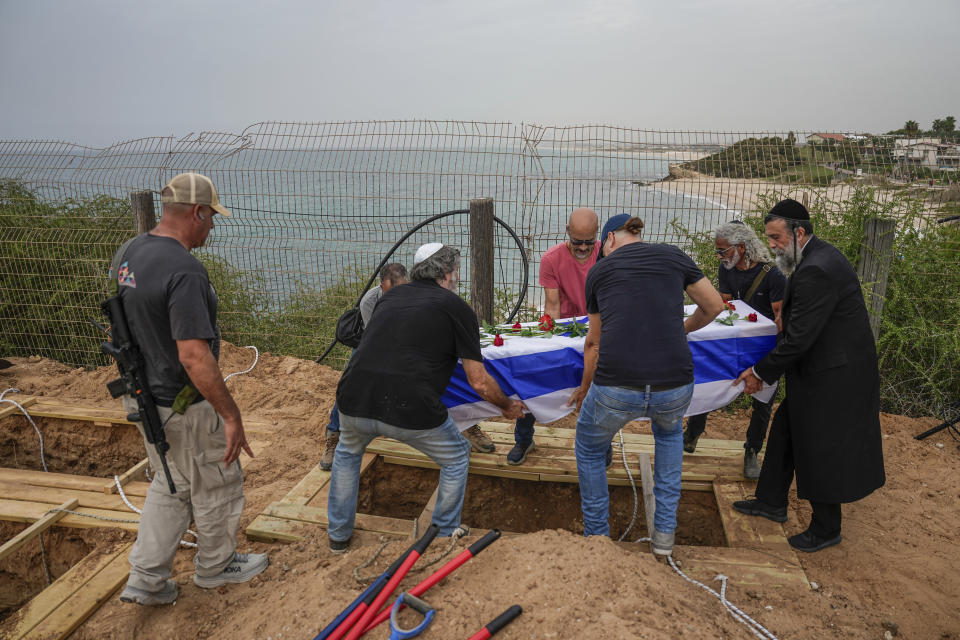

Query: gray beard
<box><xmin>773</xmin><ymin>238</ymin><xmax>803</xmax><ymax>275</ymax></box>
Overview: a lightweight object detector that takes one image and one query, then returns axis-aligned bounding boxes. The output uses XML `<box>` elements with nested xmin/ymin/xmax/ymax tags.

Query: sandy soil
<box><xmin>1</xmin><ymin>343</ymin><xmax>958</xmax><ymax>639</ymax></box>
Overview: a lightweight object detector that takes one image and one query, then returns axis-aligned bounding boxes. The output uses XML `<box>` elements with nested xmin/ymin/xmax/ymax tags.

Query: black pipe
<box><xmin>316</xmin><ymin>208</ymin><xmax>529</xmax><ymax>363</ymax></box>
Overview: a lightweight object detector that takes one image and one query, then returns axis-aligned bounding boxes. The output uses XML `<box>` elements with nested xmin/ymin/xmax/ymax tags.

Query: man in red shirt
<box><xmin>507</xmin><ymin>207</ymin><xmax>600</xmax><ymax>465</ymax></box>
<box><xmin>539</xmin><ymin>207</ymin><xmax>600</xmax><ymax>320</ymax></box>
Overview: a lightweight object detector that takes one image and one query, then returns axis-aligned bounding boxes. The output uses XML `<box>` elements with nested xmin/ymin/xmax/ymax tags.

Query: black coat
<box><xmin>754</xmin><ymin>236</ymin><xmax>885</xmax><ymax>503</ymax></box>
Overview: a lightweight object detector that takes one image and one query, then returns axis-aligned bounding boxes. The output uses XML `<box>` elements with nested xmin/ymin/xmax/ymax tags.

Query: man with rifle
<box><xmin>107</xmin><ymin>173</ymin><xmax>268</xmax><ymax>606</ymax></box>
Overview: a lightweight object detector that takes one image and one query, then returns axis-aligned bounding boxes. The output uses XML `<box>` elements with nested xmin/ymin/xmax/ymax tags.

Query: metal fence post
<box><xmin>470</xmin><ymin>197</ymin><xmax>495</xmax><ymax>324</ymax></box>
<box><xmin>130</xmin><ymin>190</ymin><xmax>156</xmax><ymax>234</ymax></box>
<box><xmin>856</xmin><ymin>217</ymin><xmax>896</xmax><ymax>340</ymax></box>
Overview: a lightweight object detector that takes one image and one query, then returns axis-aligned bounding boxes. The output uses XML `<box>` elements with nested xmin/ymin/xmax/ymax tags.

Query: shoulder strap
<box><xmin>108</xmin><ymin>235</ymin><xmax>140</xmax><ymax>296</ymax></box>
<box><xmin>743</xmin><ymin>262</ymin><xmax>772</xmax><ymax>303</ymax></box>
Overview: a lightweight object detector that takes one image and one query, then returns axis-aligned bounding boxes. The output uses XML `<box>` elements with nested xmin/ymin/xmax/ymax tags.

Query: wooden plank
<box><xmin>306</xmin><ymin>453</ymin><xmax>375</xmax><ymax>508</ymax></box>
<box><xmin>0</xmin><ymin>498</ymin><xmax>78</xmax><ymax>562</ymax></box>
<box><xmin>0</xmin><ymin>481</ymin><xmax>143</xmax><ymax>512</ymax></box>
<box><xmin>104</xmin><ymin>458</ymin><xmax>149</xmax><ymax>494</ymax></box>
<box><xmin>264</xmin><ymin>502</ymin><xmax>411</xmax><ymax>537</ymax></box>
<box><xmin>713</xmin><ymin>482</ymin><xmax>790</xmax><ymax>549</ymax></box>
<box><xmin>675</xmin><ymin>545</ymin><xmax>808</xmax><ymax>589</ymax></box>
<box><xmin>478</xmin><ymin>421</ymin><xmax>748</xmax><ymax>451</ymax></box>
<box><xmin>22</xmin><ymin>543</ymin><xmax>132</xmax><ymax>640</ymax></box>
<box><xmin>0</xmin><ymin>396</ymin><xmax>38</xmax><ymax>420</ymax></box>
<box><xmin>245</xmin><ymin>515</ymin><xmax>308</xmax><ymax>543</ymax></box>
<box><xmin>637</xmin><ymin>453</ymin><xmax>656</xmax><ymax>548</ymax></box>
<box><xmin>0</xmin><ymin>469</ymin><xmax>110</xmax><ymax>493</ymax></box>
<box><xmin>2</xmin><ymin>542</ymin><xmax>132</xmax><ymax>640</ymax></box>
<box><xmin>415</xmin><ymin>488</ymin><xmax>439</xmax><ymax>539</ymax></box>
<box><xmin>282</xmin><ymin>464</ymin><xmax>332</xmax><ymax>506</ymax></box>
<box><xmin>380</xmin><ymin>455</ymin><xmax>542</xmax><ymax>482</ymax></box>
<box><xmin>25</xmin><ymin>397</ymin><xmax>276</xmax><ymax>433</ymax></box>
<box><xmin>0</xmin><ymin>498</ymin><xmax>139</xmax><ymax>532</ymax></box>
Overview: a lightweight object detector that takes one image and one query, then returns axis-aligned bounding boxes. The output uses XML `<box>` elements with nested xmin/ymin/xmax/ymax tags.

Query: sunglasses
<box><xmin>569</xmin><ymin>237</ymin><xmax>596</xmax><ymax>246</ymax></box>
<box><xmin>715</xmin><ymin>246</ymin><xmax>736</xmax><ymax>256</ymax></box>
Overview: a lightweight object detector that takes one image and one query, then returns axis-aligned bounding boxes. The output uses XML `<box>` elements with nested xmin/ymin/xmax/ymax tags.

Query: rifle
<box><xmin>92</xmin><ymin>295</ymin><xmax>177</xmax><ymax>494</ymax></box>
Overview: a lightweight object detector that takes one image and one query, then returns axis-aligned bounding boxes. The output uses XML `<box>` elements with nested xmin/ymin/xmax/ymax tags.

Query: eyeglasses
<box><xmin>714</xmin><ymin>246</ymin><xmax>736</xmax><ymax>257</ymax></box>
<box><xmin>569</xmin><ymin>237</ymin><xmax>596</xmax><ymax>246</ymax></box>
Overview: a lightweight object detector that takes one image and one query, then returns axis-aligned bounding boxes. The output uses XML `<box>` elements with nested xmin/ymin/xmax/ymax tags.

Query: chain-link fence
<box><xmin>1</xmin><ymin>122</ymin><xmax>958</xmax><ymax>416</ymax></box>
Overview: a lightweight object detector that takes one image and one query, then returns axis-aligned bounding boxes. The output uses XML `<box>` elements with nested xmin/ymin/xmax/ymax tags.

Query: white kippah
<box><xmin>414</xmin><ymin>242</ymin><xmax>444</xmax><ymax>265</ymax></box>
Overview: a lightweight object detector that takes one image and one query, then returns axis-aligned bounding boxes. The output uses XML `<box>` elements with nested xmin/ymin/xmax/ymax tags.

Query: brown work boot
<box><xmin>320</xmin><ymin>431</ymin><xmax>339</xmax><ymax>471</ymax></box>
<box><xmin>462</xmin><ymin>424</ymin><xmax>495</xmax><ymax>453</ymax></box>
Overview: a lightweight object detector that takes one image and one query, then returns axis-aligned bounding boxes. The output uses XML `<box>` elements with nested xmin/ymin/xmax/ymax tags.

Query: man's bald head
<box><xmin>565</xmin><ymin>207</ymin><xmax>599</xmax><ymax>262</ymax></box>
<box><xmin>568</xmin><ymin>208</ymin><xmax>599</xmax><ymax>237</ymax></box>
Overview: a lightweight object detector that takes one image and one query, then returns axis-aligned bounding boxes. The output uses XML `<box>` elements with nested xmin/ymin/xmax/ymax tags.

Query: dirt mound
<box><xmin>1</xmin><ymin>344</ymin><xmax>959</xmax><ymax>638</ymax></box>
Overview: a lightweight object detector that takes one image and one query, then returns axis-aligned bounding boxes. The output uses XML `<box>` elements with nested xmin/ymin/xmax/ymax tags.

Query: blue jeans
<box><xmin>327</xmin><ymin>413</ymin><xmax>471</xmax><ymax>541</ymax></box>
<box><xmin>575</xmin><ymin>382</ymin><xmax>694</xmax><ymax>537</ymax></box>
<box><xmin>326</xmin><ymin>403</ymin><xmax>340</xmax><ymax>433</ymax></box>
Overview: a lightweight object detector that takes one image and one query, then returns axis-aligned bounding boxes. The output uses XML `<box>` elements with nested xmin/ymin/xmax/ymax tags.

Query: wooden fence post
<box><xmin>856</xmin><ymin>217</ymin><xmax>896</xmax><ymax>341</ymax></box>
<box><xmin>470</xmin><ymin>198</ymin><xmax>495</xmax><ymax>324</ymax></box>
<box><xmin>130</xmin><ymin>190</ymin><xmax>156</xmax><ymax>234</ymax></box>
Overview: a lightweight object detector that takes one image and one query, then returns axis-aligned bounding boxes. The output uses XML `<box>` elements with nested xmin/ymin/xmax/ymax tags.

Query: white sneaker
<box><xmin>193</xmin><ymin>552</ymin><xmax>269</xmax><ymax>588</ymax></box>
<box><xmin>119</xmin><ymin>579</ymin><xmax>178</xmax><ymax>605</ymax></box>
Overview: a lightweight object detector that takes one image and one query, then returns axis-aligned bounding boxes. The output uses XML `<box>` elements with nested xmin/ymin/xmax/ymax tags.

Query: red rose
<box><xmin>493</xmin><ymin>334</ymin><xmax>504</xmax><ymax>346</ymax></box>
<box><xmin>747</xmin><ymin>313</ymin><xmax>758</xmax><ymax>322</ymax></box>
<box><xmin>726</xmin><ymin>301</ymin><xmax>736</xmax><ymax>311</ymax></box>
<box><xmin>539</xmin><ymin>314</ymin><xmax>555</xmax><ymax>331</ymax></box>
<box><xmin>512</xmin><ymin>322</ymin><xmax>522</xmax><ymax>332</ymax></box>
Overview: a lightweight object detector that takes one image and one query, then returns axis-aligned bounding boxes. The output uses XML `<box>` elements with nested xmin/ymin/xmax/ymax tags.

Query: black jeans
<box><xmin>514</xmin><ymin>413</ymin><xmax>536</xmax><ymax>445</ymax></box>
<box><xmin>684</xmin><ymin>396</ymin><xmax>773</xmax><ymax>451</ymax></box>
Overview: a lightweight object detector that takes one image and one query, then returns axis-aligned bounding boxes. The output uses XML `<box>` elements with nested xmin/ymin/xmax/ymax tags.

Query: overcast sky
<box><xmin>1</xmin><ymin>0</ymin><xmax>957</xmax><ymax>146</ymax></box>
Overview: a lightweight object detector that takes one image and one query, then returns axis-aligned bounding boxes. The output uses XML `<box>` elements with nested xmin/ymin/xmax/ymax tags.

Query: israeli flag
<box><xmin>443</xmin><ymin>301</ymin><xmax>778</xmax><ymax>430</ymax></box>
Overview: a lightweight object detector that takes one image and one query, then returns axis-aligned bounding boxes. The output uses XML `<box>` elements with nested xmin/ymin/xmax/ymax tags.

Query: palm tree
<box><xmin>904</xmin><ymin>120</ymin><xmax>920</xmax><ymax>135</ymax></box>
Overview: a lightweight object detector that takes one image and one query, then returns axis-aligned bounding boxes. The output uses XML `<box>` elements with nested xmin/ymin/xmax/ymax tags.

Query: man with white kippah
<box><xmin>327</xmin><ymin>243</ymin><xmax>526</xmax><ymax>552</ymax></box>
<box><xmin>113</xmin><ymin>173</ymin><xmax>267</xmax><ymax>606</ymax></box>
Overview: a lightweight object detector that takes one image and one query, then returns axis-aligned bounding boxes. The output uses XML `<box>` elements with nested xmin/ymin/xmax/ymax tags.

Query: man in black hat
<box><xmin>732</xmin><ymin>199</ymin><xmax>885</xmax><ymax>553</ymax></box>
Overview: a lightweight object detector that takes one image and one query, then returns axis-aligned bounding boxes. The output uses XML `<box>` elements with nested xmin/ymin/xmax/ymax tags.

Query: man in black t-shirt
<box><xmin>569</xmin><ymin>214</ymin><xmax>726</xmax><ymax>557</ymax></box>
<box><xmin>327</xmin><ymin>244</ymin><xmax>526</xmax><ymax>553</ymax></box>
<box><xmin>115</xmin><ymin>173</ymin><xmax>267</xmax><ymax>607</ymax></box>
<box><xmin>682</xmin><ymin>221</ymin><xmax>786</xmax><ymax>479</ymax></box>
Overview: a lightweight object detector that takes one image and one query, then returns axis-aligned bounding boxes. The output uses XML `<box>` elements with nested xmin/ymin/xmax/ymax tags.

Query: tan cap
<box><xmin>161</xmin><ymin>172</ymin><xmax>231</xmax><ymax>217</ymax></box>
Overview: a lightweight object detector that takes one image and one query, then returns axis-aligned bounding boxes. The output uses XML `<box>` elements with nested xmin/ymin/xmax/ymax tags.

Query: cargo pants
<box><xmin>122</xmin><ymin>397</ymin><xmax>245</xmax><ymax>592</ymax></box>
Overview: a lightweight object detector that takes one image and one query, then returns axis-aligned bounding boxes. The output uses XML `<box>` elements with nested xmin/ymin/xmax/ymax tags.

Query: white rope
<box><xmin>616</xmin><ymin>429</ymin><xmax>639</xmax><ymax>542</ymax></box>
<box><xmin>113</xmin><ymin>475</ymin><xmax>198</xmax><ymax>548</ymax></box>
<box><xmin>664</xmin><ymin>555</ymin><xmax>780</xmax><ymax>640</ymax></box>
<box><xmin>223</xmin><ymin>346</ymin><xmax>259</xmax><ymax>382</ymax></box>
<box><xmin>1</xmin><ymin>388</ymin><xmax>48</xmax><ymax>472</ymax></box>
<box><xmin>46</xmin><ymin>507</ymin><xmax>139</xmax><ymax>524</ymax></box>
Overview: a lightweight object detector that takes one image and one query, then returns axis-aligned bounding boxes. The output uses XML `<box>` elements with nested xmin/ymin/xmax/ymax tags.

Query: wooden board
<box><xmin>19</xmin><ymin>543</ymin><xmax>132</xmax><ymax>640</ymax></box>
<box><xmin>369</xmin><ymin>437</ymin><xmax>743</xmax><ymax>487</ymax></box>
<box><xmin>103</xmin><ymin>458</ymin><xmax>149</xmax><ymax>494</ymax></box>
<box><xmin>305</xmin><ymin>453</ymin><xmax>375</xmax><ymax>509</ymax></box>
<box><xmin>263</xmin><ymin>502</ymin><xmax>410</xmax><ymax>537</ymax></box>
<box><xmin>0</xmin><ymin>498</ymin><xmax>139</xmax><ymax>533</ymax></box>
<box><xmin>246</xmin><ymin>515</ymin><xmax>309</xmax><ymax>543</ymax></box>
<box><xmin>674</xmin><ymin>545</ymin><xmax>808</xmax><ymax>590</ymax></box>
<box><xmin>713</xmin><ymin>482</ymin><xmax>791</xmax><ymax>550</ymax></box>
<box><xmin>0</xmin><ymin>396</ymin><xmax>38</xmax><ymax>420</ymax></box>
<box><xmin>0</xmin><ymin>499</ymin><xmax>78</xmax><ymax>562</ymax></box>
<box><xmin>9</xmin><ymin>395</ymin><xmax>276</xmax><ymax>434</ymax></box>
<box><xmin>0</xmin><ymin>468</ymin><xmax>151</xmax><ymax>498</ymax></box>
<box><xmin>1</xmin><ymin>542</ymin><xmax>132</xmax><ymax>640</ymax></box>
<box><xmin>0</xmin><ymin>481</ymin><xmax>144</xmax><ymax>512</ymax></box>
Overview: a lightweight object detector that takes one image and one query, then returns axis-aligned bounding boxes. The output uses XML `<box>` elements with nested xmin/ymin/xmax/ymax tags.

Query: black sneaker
<box><xmin>329</xmin><ymin>537</ymin><xmax>351</xmax><ymax>554</ymax></box>
<box><xmin>788</xmin><ymin>529</ymin><xmax>842</xmax><ymax>553</ymax></box>
<box><xmin>506</xmin><ymin>441</ymin><xmax>535</xmax><ymax>465</ymax></box>
<box><xmin>605</xmin><ymin>445</ymin><xmax>614</xmax><ymax>469</ymax></box>
<box><xmin>732</xmin><ymin>498</ymin><xmax>787</xmax><ymax>523</ymax></box>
